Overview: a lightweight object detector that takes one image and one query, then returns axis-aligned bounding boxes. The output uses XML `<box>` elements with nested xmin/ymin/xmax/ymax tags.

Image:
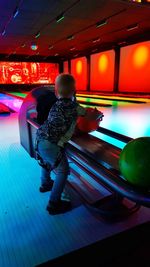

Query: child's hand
<box><xmin>97</xmin><ymin>111</ymin><xmax>104</xmax><ymax>121</ymax></box>
<box><xmin>86</xmin><ymin>108</ymin><xmax>104</xmax><ymax>121</ymax></box>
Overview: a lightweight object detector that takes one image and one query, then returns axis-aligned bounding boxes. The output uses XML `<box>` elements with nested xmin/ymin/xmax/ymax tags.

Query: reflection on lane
<box><xmin>98</xmin><ymin>104</ymin><xmax>150</xmax><ymax>138</ymax></box>
<box><xmin>7</xmin><ymin>92</ymin><xmax>27</xmax><ymax>98</ymax></box>
<box><xmin>81</xmin><ymin>97</ymin><xmax>150</xmax><ymax>139</ymax></box>
<box><xmin>0</xmin><ymin>93</ymin><xmax>23</xmax><ymax>112</ymax></box>
<box><xmin>77</xmin><ymin>96</ymin><xmax>129</xmax><ymax>107</ymax></box>
<box><xmin>90</xmin><ymin>131</ymin><xmax>126</xmax><ymax>150</ymax></box>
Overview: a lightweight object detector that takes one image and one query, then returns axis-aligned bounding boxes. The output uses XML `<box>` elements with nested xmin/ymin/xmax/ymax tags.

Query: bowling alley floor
<box><xmin>0</xmin><ymin>112</ymin><xmax>150</xmax><ymax>267</ymax></box>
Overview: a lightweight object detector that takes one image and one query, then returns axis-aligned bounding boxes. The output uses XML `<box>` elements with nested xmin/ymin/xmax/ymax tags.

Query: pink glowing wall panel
<box><xmin>90</xmin><ymin>50</ymin><xmax>115</xmax><ymax>91</ymax></box>
<box><xmin>119</xmin><ymin>41</ymin><xmax>150</xmax><ymax>92</ymax></box>
<box><xmin>0</xmin><ymin>62</ymin><xmax>59</xmax><ymax>84</ymax></box>
<box><xmin>71</xmin><ymin>57</ymin><xmax>87</xmax><ymax>91</ymax></box>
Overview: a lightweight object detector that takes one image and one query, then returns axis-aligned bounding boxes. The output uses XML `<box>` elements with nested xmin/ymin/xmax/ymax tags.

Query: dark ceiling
<box><xmin>0</xmin><ymin>0</ymin><xmax>150</xmax><ymax>61</ymax></box>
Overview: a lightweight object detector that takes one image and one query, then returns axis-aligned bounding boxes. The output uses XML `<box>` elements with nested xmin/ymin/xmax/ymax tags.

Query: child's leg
<box><xmin>38</xmin><ymin>140</ymin><xmax>68</xmax><ymax>195</ymax></box>
<box><xmin>38</xmin><ymin>140</ymin><xmax>71</xmax><ymax>213</ymax></box>
<box><xmin>40</xmin><ymin>166</ymin><xmax>51</xmax><ymax>186</ymax></box>
<box><xmin>39</xmin><ymin>166</ymin><xmax>54</xmax><ymax>192</ymax></box>
<box><xmin>38</xmin><ymin>140</ymin><xmax>57</xmax><ymax>192</ymax></box>
<box><xmin>50</xmin><ymin>153</ymin><xmax>69</xmax><ymax>202</ymax></box>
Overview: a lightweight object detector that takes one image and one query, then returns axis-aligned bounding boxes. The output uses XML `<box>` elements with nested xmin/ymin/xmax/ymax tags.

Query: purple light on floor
<box><xmin>13</xmin><ymin>99</ymin><xmax>23</xmax><ymax>110</ymax></box>
<box><xmin>0</xmin><ymin>94</ymin><xmax>23</xmax><ymax>112</ymax></box>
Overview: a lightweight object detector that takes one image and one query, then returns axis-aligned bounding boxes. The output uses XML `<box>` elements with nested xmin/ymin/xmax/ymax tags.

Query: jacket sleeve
<box><xmin>57</xmin><ymin>121</ymin><xmax>76</xmax><ymax>147</ymax></box>
<box><xmin>76</xmin><ymin>103</ymin><xmax>86</xmax><ymax>116</ymax></box>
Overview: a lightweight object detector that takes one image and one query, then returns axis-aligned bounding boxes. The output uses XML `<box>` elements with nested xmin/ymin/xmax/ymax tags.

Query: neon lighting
<box><xmin>76</xmin><ymin>60</ymin><xmax>82</xmax><ymax>75</ymax></box>
<box><xmin>35</xmin><ymin>32</ymin><xmax>40</xmax><ymax>39</ymax></box>
<box><xmin>49</xmin><ymin>45</ymin><xmax>54</xmax><ymax>50</ymax></box>
<box><xmin>119</xmin><ymin>41</ymin><xmax>150</xmax><ymax>92</ymax></box>
<box><xmin>56</xmin><ymin>14</ymin><xmax>64</xmax><ymax>23</ymax></box>
<box><xmin>98</xmin><ymin>54</ymin><xmax>108</xmax><ymax>73</ymax></box>
<box><xmin>67</xmin><ymin>35</ymin><xmax>74</xmax><ymax>40</ymax></box>
<box><xmin>70</xmin><ymin>47</ymin><xmax>75</xmax><ymax>51</ymax></box>
<box><xmin>71</xmin><ymin>57</ymin><xmax>87</xmax><ymax>91</ymax></box>
<box><xmin>13</xmin><ymin>9</ymin><xmax>19</xmax><ymax>18</ymax></box>
<box><xmin>133</xmin><ymin>45</ymin><xmax>149</xmax><ymax>68</ymax></box>
<box><xmin>90</xmin><ymin>50</ymin><xmax>115</xmax><ymax>91</ymax></box>
<box><xmin>96</xmin><ymin>20</ymin><xmax>107</xmax><ymax>28</ymax></box>
<box><xmin>31</xmin><ymin>44</ymin><xmax>38</xmax><ymax>51</ymax></box>
<box><xmin>0</xmin><ymin>62</ymin><xmax>59</xmax><ymax>84</ymax></box>
<box><xmin>92</xmin><ymin>38</ymin><xmax>100</xmax><ymax>43</ymax></box>
<box><xmin>127</xmin><ymin>24</ymin><xmax>138</xmax><ymax>31</ymax></box>
<box><xmin>2</xmin><ymin>29</ymin><xmax>6</xmax><ymax>36</ymax></box>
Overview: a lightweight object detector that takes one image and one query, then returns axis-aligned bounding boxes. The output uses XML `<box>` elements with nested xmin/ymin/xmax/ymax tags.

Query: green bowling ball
<box><xmin>119</xmin><ymin>137</ymin><xmax>150</xmax><ymax>189</ymax></box>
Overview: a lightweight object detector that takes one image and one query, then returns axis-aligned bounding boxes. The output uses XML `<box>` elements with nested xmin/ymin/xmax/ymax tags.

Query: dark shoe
<box><xmin>39</xmin><ymin>180</ymin><xmax>54</xmax><ymax>193</ymax></box>
<box><xmin>46</xmin><ymin>200</ymin><xmax>71</xmax><ymax>215</ymax></box>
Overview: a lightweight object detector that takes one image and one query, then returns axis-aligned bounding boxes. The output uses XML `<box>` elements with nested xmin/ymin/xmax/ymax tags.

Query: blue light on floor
<box><xmin>90</xmin><ymin>131</ymin><xmax>126</xmax><ymax>149</ymax></box>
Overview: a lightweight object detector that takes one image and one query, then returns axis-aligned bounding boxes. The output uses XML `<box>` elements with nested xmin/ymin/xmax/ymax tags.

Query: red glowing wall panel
<box><xmin>63</xmin><ymin>61</ymin><xmax>69</xmax><ymax>73</ymax></box>
<box><xmin>71</xmin><ymin>57</ymin><xmax>87</xmax><ymax>91</ymax></box>
<box><xmin>0</xmin><ymin>62</ymin><xmax>59</xmax><ymax>84</ymax></box>
<box><xmin>119</xmin><ymin>41</ymin><xmax>150</xmax><ymax>92</ymax></box>
<box><xmin>90</xmin><ymin>50</ymin><xmax>115</xmax><ymax>91</ymax></box>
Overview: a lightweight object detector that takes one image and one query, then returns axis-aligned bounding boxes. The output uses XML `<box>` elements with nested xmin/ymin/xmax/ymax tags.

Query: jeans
<box><xmin>38</xmin><ymin>140</ymin><xmax>69</xmax><ymax>202</ymax></box>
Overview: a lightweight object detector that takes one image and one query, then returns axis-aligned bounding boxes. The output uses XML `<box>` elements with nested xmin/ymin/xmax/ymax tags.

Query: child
<box><xmin>36</xmin><ymin>74</ymin><xmax>103</xmax><ymax>215</ymax></box>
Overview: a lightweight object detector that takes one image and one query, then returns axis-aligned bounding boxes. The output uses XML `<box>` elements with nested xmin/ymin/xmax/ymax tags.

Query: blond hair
<box><xmin>55</xmin><ymin>74</ymin><xmax>75</xmax><ymax>98</ymax></box>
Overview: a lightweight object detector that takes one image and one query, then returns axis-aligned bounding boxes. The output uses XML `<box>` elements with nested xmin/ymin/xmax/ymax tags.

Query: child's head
<box><xmin>55</xmin><ymin>74</ymin><xmax>76</xmax><ymax>98</ymax></box>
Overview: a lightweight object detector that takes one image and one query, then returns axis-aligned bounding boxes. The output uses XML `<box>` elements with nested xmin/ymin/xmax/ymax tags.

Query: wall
<box><xmin>119</xmin><ymin>41</ymin><xmax>150</xmax><ymax>93</ymax></box>
<box><xmin>90</xmin><ymin>50</ymin><xmax>115</xmax><ymax>92</ymax></box>
<box><xmin>71</xmin><ymin>57</ymin><xmax>87</xmax><ymax>91</ymax></box>
<box><xmin>63</xmin><ymin>61</ymin><xmax>69</xmax><ymax>73</ymax></box>
<box><xmin>64</xmin><ymin>40</ymin><xmax>150</xmax><ymax>94</ymax></box>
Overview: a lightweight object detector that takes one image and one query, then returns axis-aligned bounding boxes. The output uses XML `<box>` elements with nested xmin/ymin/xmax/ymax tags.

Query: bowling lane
<box><xmin>5</xmin><ymin>91</ymin><xmax>27</xmax><ymax>99</ymax></box>
<box><xmin>6</xmin><ymin>91</ymin><xmax>129</xmax><ymax>107</ymax></box>
<box><xmin>77</xmin><ymin>93</ymin><xmax>149</xmax><ymax>103</ymax></box>
<box><xmin>77</xmin><ymin>96</ymin><xmax>131</xmax><ymax>107</ymax></box>
<box><xmin>7</xmin><ymin>91</ymin><xmax>27</xmax><ymax>98</ymax></box>
<box><xmin>4</xmin><ymin>91</ymin><xmax>150</xmax><ymax>144</ymax></box>
<box><xmin>0</xmin><ymin>93</ymin><xmax>23</xmax><ymax>112</ymax></box>
<box><xmin>7</xmin><ymin>91</ymin><xmax>145</xmax><ymax>107</ymax></box>
<box><xmin>90</xmin><ymin>131</ymin><xmax>126</xmax><ymax>149</ymax></box>
<box><xmin>80</xmin><ymin>94</ymin><xmax>150</xmax><ymax>139</ymax></box>
<box><xmin>2</xmin><ymin>92</ymin><xmax>125</xmax><ymax>150</ymax></box>
<box><xmin>93</xmin><ymin>102</ymin><xmax>150</xmax><ymax>139</ymax></box>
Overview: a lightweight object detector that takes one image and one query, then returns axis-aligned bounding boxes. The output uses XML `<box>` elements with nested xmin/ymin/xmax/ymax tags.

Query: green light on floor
<box><xmin>86</xmin><ymin>98</ymin><xmax>91</xmax><ymax>103</ymax></box>
<box><xmin>77</xmin><ymin>96</ymin><xmax>130</xmax><ymax>107</ymax></box>
<box><xmin>8</xmin><ymin>92</ymin><xmax>27</xmax><ymax>98</ymax></box>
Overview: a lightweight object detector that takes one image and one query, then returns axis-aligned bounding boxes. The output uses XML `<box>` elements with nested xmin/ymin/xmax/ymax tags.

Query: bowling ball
<box><xmin>76</xmin><ymin>107</ymin><xmax>102</xmax><ymax>133</ymax></box>
<box><xmin>119</xmin><ymin>137</ymin><xmax>150</xmax><ymax>189</ymax></box>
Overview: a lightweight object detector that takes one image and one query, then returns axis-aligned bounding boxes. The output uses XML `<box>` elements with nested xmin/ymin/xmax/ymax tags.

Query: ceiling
<box><xmin>0</xmin><ymin>0</ymin><xmax>150</xmax><ymax>61</ymax></box>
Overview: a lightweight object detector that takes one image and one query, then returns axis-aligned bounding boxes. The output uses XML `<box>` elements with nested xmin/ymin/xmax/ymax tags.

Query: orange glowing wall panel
<box><xmin>119</xmin><ymin>41</ymin><xmax>150</xmax><ymax>92</ymax></box>
<box><xmin>71</xmin><ymin>57</ymin><xmax>87</xmax><ymax>91</ymax></box>
<box><xmin>90</xmin><ymin>50</ymin><xmax>115</xmax><ymax>91</ymax></box>
<box><xmin>0</xmin><ymin>62</ymin><xmax>59</xmax><ymax>84</ymax></box>
<box><xmin>63</xmin><ymin>61</ymin><xmax>69</xmax><ymax>73</ymax></box>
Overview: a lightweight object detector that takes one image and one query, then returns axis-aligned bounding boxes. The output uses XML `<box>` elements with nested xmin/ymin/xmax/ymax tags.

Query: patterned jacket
<box><xmin>36</xmin><ymin>98</ymin><xmax>85</xmax><ymax>147</ymax></box>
